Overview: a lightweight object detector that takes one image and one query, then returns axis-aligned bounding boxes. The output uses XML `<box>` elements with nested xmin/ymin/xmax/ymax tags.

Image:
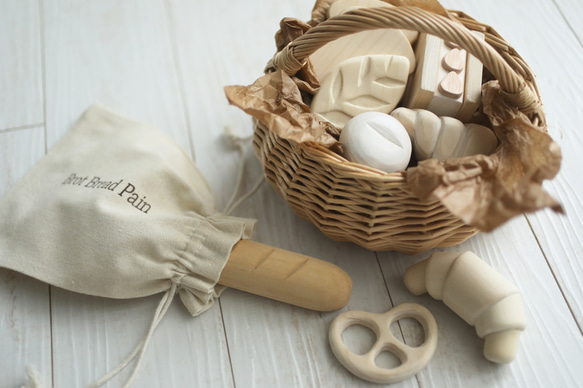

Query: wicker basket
<box><xmin>252</xmin><ymin>5</ymin><xmax>546</xmax><ymax>254</ymax></box>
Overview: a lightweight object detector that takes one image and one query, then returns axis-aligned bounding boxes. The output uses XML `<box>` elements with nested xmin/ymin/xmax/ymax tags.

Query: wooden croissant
<box><xmin>390</xmin><ymin>107</ymin><xmax>498</xmax><ymax>161</ymax></box>
<box><xmin>403</xmin><ymin>251</ymin><xmax>526</xmax><ymax>363</ymax></box>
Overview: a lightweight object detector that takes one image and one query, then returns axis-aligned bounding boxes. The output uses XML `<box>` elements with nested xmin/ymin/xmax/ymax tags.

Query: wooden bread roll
<box><xmin>220</xmin><ymin>240</ymin><xmax>353</xmax><ymax>312</ymax></box>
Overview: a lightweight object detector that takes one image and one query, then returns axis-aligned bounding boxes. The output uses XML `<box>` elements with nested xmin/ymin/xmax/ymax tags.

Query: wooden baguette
<box><xmin>219</xmin><ymin>240</ymin><xmax>353</xmax><ymax>311</ymax></box>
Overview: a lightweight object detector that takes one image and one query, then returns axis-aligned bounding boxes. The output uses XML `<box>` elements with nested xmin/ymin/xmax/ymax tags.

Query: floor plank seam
<box><xmin>218</xmin><ymin>299</ymin><xmax>237</xmax><ymax>388</ymax></box>
<box><xmin>376</xmin><ymin>253</ymin><xmax>394</xmax><ymax>308</ymax></box>
<box><xmin>163</xmin><ymin>0</ymin><xmax>196</xmax><ymax>162</ymax></box>
<box><xmin>551</xmin><ymin>0</ymin><xmax>583</xmax><ymax>49</ymax></box>
<box><xmin>1</xmin><ymin>0</ymin><xmax>581</xmax><ymax>386</ymax></box>
<box><xmin>0</xmin><ymin>123</ymin><xmax>45</xmax><ymax>134</ymax></box>
<box><xmin>376</xmin><ymin>254</ymin><xmax>423</xmax><ymax>388</ymax></box>
<box><xmin>38</xmin><ymin>0</ymin><xmax>48</xmax><ymax>155</ymax></box>
<box><xmin>39</xmin><ymin>2</ymin><xmax>53</xmax><ymax>385</ymax></box>
<box><xmin>49</xmin><ymin>285</ymin><xmax>55</xmax><ymax>388</ymax></box>
<box><xmin>524</xmin><ymin>214</ymin><xmax>583</xmax><ymax>336</ymax></box>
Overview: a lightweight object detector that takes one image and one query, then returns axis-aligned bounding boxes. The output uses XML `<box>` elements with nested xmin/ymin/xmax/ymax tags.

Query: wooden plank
<box><xmin>513</xmin><ymin>0</ymin><xmax>583</xmax><ymax>328</ymax></box>
<box><xmin>0</xmin><ymin>127</ymin><xmax>52</xmax><ymax>387</ymax></box>
<box><xmin>0</xmin><ymin>1</ymin><xmax>578</xmax><ymax>388</ymax></box>
<box><xmin>378</xmin><ymin>217</ymin><xmax>583</xmax><ymax>387</ymax></box>
<box><xmin>220</xmin><ymin>190</ymin><xmax>419</xmax><ymax>388</ymax></box>
<box><xmin>41</xmin><ymin>0</ymin><xmax>233</xmax><ymax>386</ymax></box>
<box><xmin>552</xmin><ymin>0</ymin><xmax>583</xmax><ymax>45</ymax></box>
<box><xmin>165</xmin><ymin>0</ymin><xmax>313</xmax><ymax>205</ymax></box>
<box><xmin>0</xmin><ymin>0</ymin><xmax>43</xmax><ymax>131</ymax></box>
<box><xmin>0</xmin><ymin>128</ymin><xmax>45</xmax><ymax>195</ymax></box>
<box><xmin>42</xmin><ymin>0</ymin><xmax>190</xmax><ymax>151</ymax></box>
<box><xmin>50</xmin><ymin>289</ymin><xmax>234</xmax><ymax>387</ymax></box>
<box><xmin>167</xmin><ymin>1</ymin><xmax>421</xmax><ymax>387</ymax></box>
<box><xmin>443</xmin><ymin>0</ymin><xmax>583</xmax><ymax>327</ymax></box>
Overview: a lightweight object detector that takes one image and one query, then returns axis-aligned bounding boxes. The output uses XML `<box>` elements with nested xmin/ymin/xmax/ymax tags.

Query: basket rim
<box><xmin>246</xmin><ymin>2</ymin><xmax>559</xmax><ymax>251</ymax></box>
<box><xmin>254</xmin><ymin>120</ymin><xmax>410</xmax><ymax>184</ymax></box>
<box><xmin>269</xmin><ymin>4</ymin><xmax>546</xmax><ymax>128</ymax></box>
<box><xmin>257</xmin><ymin>4</ymin><xmax>547</xmax><ymax>185</ymax></box>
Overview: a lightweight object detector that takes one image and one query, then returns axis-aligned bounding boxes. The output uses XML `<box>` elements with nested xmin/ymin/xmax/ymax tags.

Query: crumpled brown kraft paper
<box><xmin>224</xmin><ymin>0</ymin><xmax>563</xmax><ymax>232</ymax></box>
<box><xmin>273</xmin><ymin>18</ymin><xmax>321</xmax><ymax>95</ymax></box>
<box><xmin>407</xmin><ymin>81</ymin><xmax>562</xmax><ymax>232</ymax></box>
<box><xmin>225</xmin><ymin>70</ymin><xmax>338</xmax><ymax>146</ymax></box>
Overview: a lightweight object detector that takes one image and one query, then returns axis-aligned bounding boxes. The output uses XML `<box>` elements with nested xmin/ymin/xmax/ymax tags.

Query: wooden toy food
<box><xmin>391</xmin><ymin>107</ymin><xmax>498</xmax><ymax>161</ymax></box>
<box><xmin>329</xmin><ymin>303</ymin><xmax>438</xmax><ymax>384</ymax></box>
<box><xmin>402</xmin><ymin>32</ymin><xmax>484</xmax><ymax>122</ymax></box>
<box><xmin>403</xmin><ymin>251</ymin><xmax>527</xmax><ymax>363</ymax></box>
<box><xmin>231</xmin><ymin>3</ymin><xmax>561</xmax><ymax>254</ymax></box>
<box><xmin>308</xmin><ymin>20</ymin><xmax>415</xmax><ymax>82</ymax></box>
<box><xmin>311</xmin><ymin>55</ymin><xmax>409</xmax><ymax>129</ymax></box>
<box><xmin>328</xmin><ymin>0</ymin><xmax>418</xmax><ymax>44</ymax></box>
<box><xmin>220</xmin><ymin>240</ymin><xmax>353</xmax><ymax>312</ymax></box>
<box><xmin>339</xmin><ymin>112</ymin><xmax>412</xmax><ymax>172</ymax></box>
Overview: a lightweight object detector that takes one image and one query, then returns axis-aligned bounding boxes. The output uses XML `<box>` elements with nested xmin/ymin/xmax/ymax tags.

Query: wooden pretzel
<box><xmin>329</xmin><ymin>303</ymin><xmax>438</xmax><ymax>383</ymax></box>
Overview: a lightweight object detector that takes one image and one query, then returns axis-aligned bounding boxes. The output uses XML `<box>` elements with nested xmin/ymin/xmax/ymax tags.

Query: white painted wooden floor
<box><xmin>1</xmin><ymin>0</ymin><xmax>582</xmax><ymax>387</ymax></box>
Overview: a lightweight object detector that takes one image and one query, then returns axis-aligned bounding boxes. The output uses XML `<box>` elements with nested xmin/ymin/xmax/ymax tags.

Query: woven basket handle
<box><xmin>270</xmin><ymin>6</ymin><xmax>539</xmax><ymax>117</ymax></box>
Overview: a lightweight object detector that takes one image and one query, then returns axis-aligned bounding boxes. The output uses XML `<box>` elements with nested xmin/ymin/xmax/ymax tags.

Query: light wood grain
<box><xmin>221</xmin><ymin>240</ymin><xmax>352</xmax><ymax>312</ymax></box>
<box><xmin>553</xmin><ymin>0</ymin><xmax>583</xmax><ymax>46</ymax></box>
<box><xmin>40</xmin><ymin>0</ymin><xmax>229</xmax><ymax>386</ymax></box>
<box><xmin>0</xmin><ymin>127</ymin><xmax>51</xmax><ymax>388</ymax></box>
<box><xmin>0</xmin><ymin>126</ymin><xmax>45</xmax><ymax>195</ymax></box>
<box><xmin>42</xmin><ymin>0</ymin><xmax>190</xmax><ymax>151</ymax></box>
<box><xmin>0</xmin><ymin>0</ymin><xmax>582</xmax><ymax>387</ymax></box>
<box><xmin>166</xmin><ymin>1</ymin><xmax>421</xmax><ymax>384</ymax></box>
<box><xmin>503</xmin><ymin>0</ymin><xmax>583</xmax><ymax>329</ymax></box>
<box><xmin>379</xmin><ymin>217</ymin><xmax>583</xmax><ymax>387</ymax></box>
<box><xmin>0</xmin><ymin>0</ymin><xmax>43</xmax><ymax>131</ymax></box>
<box><xmin>443</xmin><ymin>0</ymin><xmax>583</xmax><ymax>329</ymax></box>
<box><xmin>165</xmin><ymin>0</ymin><xmax>311</xmax><ymax>206</ymax></box>
<box><xmin>50</xmin><ymin>289</ymin><xmax>234</xmax><ymax>387</ymax></box>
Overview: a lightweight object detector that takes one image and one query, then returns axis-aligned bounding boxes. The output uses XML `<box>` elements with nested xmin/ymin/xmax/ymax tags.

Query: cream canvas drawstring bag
<box><xmin>0</xmin><ymin>104</ymin><xmax>256</xmax><ymax>386</ymax></box>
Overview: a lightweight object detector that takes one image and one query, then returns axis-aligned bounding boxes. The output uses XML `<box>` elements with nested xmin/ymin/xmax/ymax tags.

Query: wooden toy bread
<box><xmin>220</xmin><ymin>240</ymin><xmax>353</xmax><ymax>312</ymax></box>
<box><xmin>339</xmin><ymin>112</ymin><xmax>412</xmax><ymax>173</ymax></box>
<box><xmin>402</xmin><ymin>31</ymin><xmax>484</xmax><ymax>122</ymax></box>
<box><xmin>226</xmin><ymin>2</ymin><xmax>561</xmax><ymax>253</ymax></box>
<box><xmin>403</xmin><ymin>251</ymin><xmax>527</xmax><ymax>363</ymax></box>
<box><xmin>391</xmin><ymin>107</ymin><xmax>498</xmax><ymax>161</ymax></box>
<box><xmin>308</xmin><ymin>17</ymin><xmax>415</xmax><ymax>81</ymax></box>
<box><xmin>310</xmin><ymin>55</ymin><xmax>409</xmax><ymax>129</ymax></box>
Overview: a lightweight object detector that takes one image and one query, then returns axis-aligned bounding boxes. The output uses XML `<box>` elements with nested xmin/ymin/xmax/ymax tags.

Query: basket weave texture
<box><xmin>252</xmin><ymin>5</ymin><xmax>546</xmax><ymax>254</ymax></box>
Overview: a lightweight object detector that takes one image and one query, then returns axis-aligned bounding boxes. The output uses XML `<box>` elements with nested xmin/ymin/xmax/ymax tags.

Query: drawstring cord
<box><xmin>19</xmin><ymin>126</ymin><xmax>262</xmax><ymax>388</ymax></box>
<box><xmin>89</xmin><ymin>282</ymin><xmax>178</xmax><ymax>388</ymax></box>
<box><xmin>222</xmin><ymin>125</ymin><xmax>264</xmax><ymax>216</ymax></box>
<box><xmin>90</xmin><ymin>126</ymin><xmax>261</xmax><ymax>387</ymax></box>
